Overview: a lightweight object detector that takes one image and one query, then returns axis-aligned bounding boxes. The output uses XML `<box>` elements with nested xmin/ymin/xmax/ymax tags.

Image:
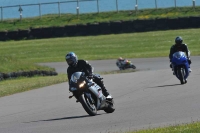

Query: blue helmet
<box><xmin>65</xmin><ymin>52</ymin><xmax>78</xmax><ymax>67</ymax></box>
<box><xmin>175</xmin><ymin>36</ymin><xmax>183</xmax><ymax>44</ymax></box>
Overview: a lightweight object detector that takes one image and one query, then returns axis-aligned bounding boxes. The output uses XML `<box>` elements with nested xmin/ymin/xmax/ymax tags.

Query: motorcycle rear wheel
<box><xmin>104</xmin><ymin>99</ymin><xmax>115</xmax><ymax>113</ymax></box>
<box><xmin>79</xmin><ymin>94</ymin><xmax>97</xmax><ymax>116</ymax></box>
<box><xmin>131</xmin><ymin>64</ymin><xmax>136</xmax><ymax>69</ymax></box>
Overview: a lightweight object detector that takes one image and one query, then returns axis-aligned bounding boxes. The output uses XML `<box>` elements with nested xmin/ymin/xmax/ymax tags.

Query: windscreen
<box><xmin>173</xmin><ymin>52</ymin><xmax>186</xmax><ymax>59</ymax></box>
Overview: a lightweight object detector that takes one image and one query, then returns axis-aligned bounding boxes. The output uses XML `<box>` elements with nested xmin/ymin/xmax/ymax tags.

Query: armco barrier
<box><xmin>0</xmin><ymin>16</ymin><xmax>200</xmax><ymax>41</ymax></box>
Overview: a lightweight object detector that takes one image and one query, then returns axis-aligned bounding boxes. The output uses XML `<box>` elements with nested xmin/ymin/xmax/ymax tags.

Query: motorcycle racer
<box><xmin>65</xmin><ymin>52</ymin><xmax>110</xmax><ymax>99</ymax></box>
<box><xmin>169</xmin><ymin>36</ymin><xmax>192</xmax><ymax>74</ymax></box>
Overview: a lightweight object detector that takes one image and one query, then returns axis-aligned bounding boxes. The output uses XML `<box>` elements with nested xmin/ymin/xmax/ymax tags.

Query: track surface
<box><xmin>1</xmin><ymin>56</ymin><xmax>200</xmax><ymax>133</ymax></box>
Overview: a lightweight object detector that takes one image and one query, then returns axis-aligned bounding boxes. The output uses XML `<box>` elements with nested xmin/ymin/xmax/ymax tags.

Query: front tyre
<box><xmin>79</xmin><ymin>94</ymin><xmax>97</xmax><ymax>116</ymax></box>
<box><xmin>177</xmin><ymin>68</ymin><xmax>185</xmax><ymax>84</ymax></box>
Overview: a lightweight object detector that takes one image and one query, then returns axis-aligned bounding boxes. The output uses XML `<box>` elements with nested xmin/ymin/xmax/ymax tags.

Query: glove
<box><xmin>69</xmin><ymin>87</ymin><xmax>77</xmax><ymax>92</ymax></box>
<box><xmin>87</xmin><ymin>73</ymin><xmax>93</xmax><ymax>79</ymax></box>
<box><xmin>187</xmin><ymin>58</ymin><xmax>191</xmax><ymax>65</ymax></box>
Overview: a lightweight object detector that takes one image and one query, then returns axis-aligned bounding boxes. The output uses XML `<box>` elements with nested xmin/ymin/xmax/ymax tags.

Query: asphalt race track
<box><xmin>0</xmin><ymin>56</ymin><xmax>200</xmax><ymax>133</ymax></box>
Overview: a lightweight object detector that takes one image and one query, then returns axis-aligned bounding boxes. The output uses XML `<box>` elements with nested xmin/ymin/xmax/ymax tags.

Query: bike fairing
<box><xmin>69</xmin><ymin>71</ymin><xmax>115</xmax><ymax>116</ymax></box>
<box><xmin>171</xmin><ymin>51</ymin><xmax>189</xmax><ymax>83</ymax></box>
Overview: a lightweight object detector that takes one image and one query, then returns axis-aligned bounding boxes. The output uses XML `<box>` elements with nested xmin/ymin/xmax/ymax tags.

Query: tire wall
<box><xmin>1</xmin><ymin>17</ymin><xmax>200</xmax><ymax>41</ymax></box>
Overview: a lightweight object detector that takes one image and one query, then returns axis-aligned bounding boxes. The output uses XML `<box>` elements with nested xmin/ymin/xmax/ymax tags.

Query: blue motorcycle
<box><xmin>171</xmin><ymin>51</ymin><xmax>190</xmax><ymax>84</ymax></box>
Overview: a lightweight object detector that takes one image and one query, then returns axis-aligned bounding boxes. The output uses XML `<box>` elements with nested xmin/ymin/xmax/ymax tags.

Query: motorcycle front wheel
<box><xmin>79</xmin><ymin>94</ymin><xmax>97</xmax><ymax>116</ymax></box>
<box><xmin>177</xmin><ymin>68</ymin><xmax>185</xmax><ymax>84</ymax></box>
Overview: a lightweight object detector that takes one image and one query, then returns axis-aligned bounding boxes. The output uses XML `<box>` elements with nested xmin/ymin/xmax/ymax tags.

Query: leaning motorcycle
<box><xmin>171</xmin><ymin>51</ymin><xmax>190</xmax><ymax>84</ymax></box>
<box><xmin>69</xmin><ymin>72</ymin><xmax>115</xmax><ymax>116</ymax></box>
<box><xmin>116</xmin><ymin>59</ymin><xmax>136</xmax><ymax>70</ymax></box>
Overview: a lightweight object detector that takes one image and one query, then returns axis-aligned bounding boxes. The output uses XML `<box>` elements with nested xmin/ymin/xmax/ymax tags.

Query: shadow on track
<box><xmin>150</xmin><ymin>84</ymin><xmax>181</xmax><ymax>88</ymax></box>
<box><xmin>24</xmin><ymin>114</ymin><xmax>102</xmax><ymax>123</ymax></box>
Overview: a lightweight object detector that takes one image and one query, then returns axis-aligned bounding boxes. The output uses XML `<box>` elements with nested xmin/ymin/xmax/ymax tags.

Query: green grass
<box><xmin>0</xmin><ymin>56</ymin><xmax>54</xmax><ymax>73</ymax></box>
<box><xmin>1</xmin><ymin>6</ymin><xmax>200</xmax><ymax>31</ymax></box>
<box><xmin>0</xmin><ymin>74</ymin><xmax>67</xmax><ymax>97</ymax></box>
<box><xmin>127</xmin><ymin>121</ymin><xmax>200</xmax><ymax>133</ymax></box>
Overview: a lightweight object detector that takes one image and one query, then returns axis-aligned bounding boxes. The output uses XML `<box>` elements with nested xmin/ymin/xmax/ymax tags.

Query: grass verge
<box><xmin>0</xmin><ymin>69</ymin><xmax>136</xmax><ymax>97</ymax></box>
<box><xmin>1</xmin><ymin>6</ymin><xmax>200</xmax><ymax>31</ymax></box>
<box><xmin>0</xmin><ymin>74</ymin><xmax>67</xmax><ymax>97</ymax></box>
<box><xmin>127</xmin><ymin>121</ymin><xmax>200</xmax><ymax>133</ymax></box>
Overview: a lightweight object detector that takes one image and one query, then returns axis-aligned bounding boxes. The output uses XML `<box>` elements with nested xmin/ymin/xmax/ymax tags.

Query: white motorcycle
<box><xmin>69</xmin><ymin>72</ymin><xmax>115</xmax><ymax>116</ymax></box>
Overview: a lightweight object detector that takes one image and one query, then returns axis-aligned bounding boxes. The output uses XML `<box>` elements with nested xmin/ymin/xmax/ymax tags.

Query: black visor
<box><xmin>66</xmin><ymin>59</ymin><xmax>73</xmax><ymax>65</ymax></box>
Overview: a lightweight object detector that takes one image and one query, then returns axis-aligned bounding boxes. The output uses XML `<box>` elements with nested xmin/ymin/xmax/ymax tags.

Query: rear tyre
<box><xmin>131</xmin><ymin>64</ymin><xmax>136</xmax><ymax>69</ymax></box>
<box><xmin>79</xmin><ymin>94</ymin><xmax>97</xmax><ymax>116</ymax></box>
<box><xmin>104</xmin><ymin>99</ymin><xmax>115</xmax><ymax>113</ymax></box>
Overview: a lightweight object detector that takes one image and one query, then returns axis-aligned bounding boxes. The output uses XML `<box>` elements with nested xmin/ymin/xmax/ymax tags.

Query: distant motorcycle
<box><xmin>171</xmin><ymin>51</ymin><xmax>190</xmax><ymax>84</ymax></box>
<box><xmin>69</xmin><ymin>72</ymin><xmax>115</xmax><ymax>116</ymax></box>
<box><xmin>116</xmin><ymin>59</ymin><xmax>136</xmax><ymax>70</ymax></box>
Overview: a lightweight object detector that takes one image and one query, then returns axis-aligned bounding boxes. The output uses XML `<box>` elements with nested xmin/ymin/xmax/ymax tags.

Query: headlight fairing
<box><xmin>79</xmin><ymin>81</ymin><xmax>86</xmax><ymax>88</ymax></box>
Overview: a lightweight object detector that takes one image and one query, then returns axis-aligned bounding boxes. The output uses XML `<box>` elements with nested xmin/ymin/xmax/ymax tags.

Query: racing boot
<box><xmin>93</xmin><ymin>75</ymin><xmax>110</xmax><ymax>97</ymax></box>
<box><xmin>97</xmin><ymin>80</ymin><xmax>110</xmax><ymax>97</ymax></box>
<box><xmin>100</xmin><ymin>83</ymin><xmax>110</xmax><ymax>97</ymax></box>
<box><xmin>188</xmin><ymin>68</ymin><xmax>192</xmax><ymax>73</ymax></box>
<box><xmin>102</xmin><ymin>88</ymin><xmax>110</xmax><ymax>97</ymax></box>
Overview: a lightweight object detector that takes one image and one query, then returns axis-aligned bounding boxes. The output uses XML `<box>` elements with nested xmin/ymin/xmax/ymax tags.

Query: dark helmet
<box><xmin>65</xmin><ymin>52</ymin><xmax>78</xmax><ymax>67</ymax></box>
<box><xmin>175</xmin><ymin>36</ymin><xmax>183</xmax><ymax>44</ymax></box>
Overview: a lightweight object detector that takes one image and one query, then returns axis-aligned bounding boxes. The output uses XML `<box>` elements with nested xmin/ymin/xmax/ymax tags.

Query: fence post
<box><xmin>58</xmin><ymin>1</ymin><xmax>61</xmax><ymax>17</ymax></box>
<box><xmin>18</xmin><ymin>5</ymin><xmax>23</xmax><ymax>22</ymax></box>
<box><xmin>116</xmin><ymin>0</ymin><xmax>118</xmax><ymax>12</ymax></box>
<box><xmin>135</xmin><ymin>0</ymin><xmax>138</xmax><ymax>15</ymax></box>
<box><xmin>97</xmin><ymin>0</ymin><xmax>99</xmax><ymax>13</ymax></box>
<box><xmin>39</xmin><ymin>3</ymin><xmax>42</xmax><ymax>19</ymax></box>
<box><xmin>1</xmin><ymin>7</ymin><xmax>3</xmax><ymax>21</ymax></box>
<box><xmin>155</xmin><ymin>0</ymin><xmax>157</xmax><ymax>9</ymax></box>
<box><xmin>193</xmin><ymin>0</ymin><xmax>196</xmax><ymax>10</ymax></box>
<box><xmin>76</xmin><ymin>0</ymin><xmax>79</xmax><ymax>19</ymax></box>
<box><xmin>174</xmin><ymin>0</ymin><xmax>176</xmax><ymax>8</ymax></box>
